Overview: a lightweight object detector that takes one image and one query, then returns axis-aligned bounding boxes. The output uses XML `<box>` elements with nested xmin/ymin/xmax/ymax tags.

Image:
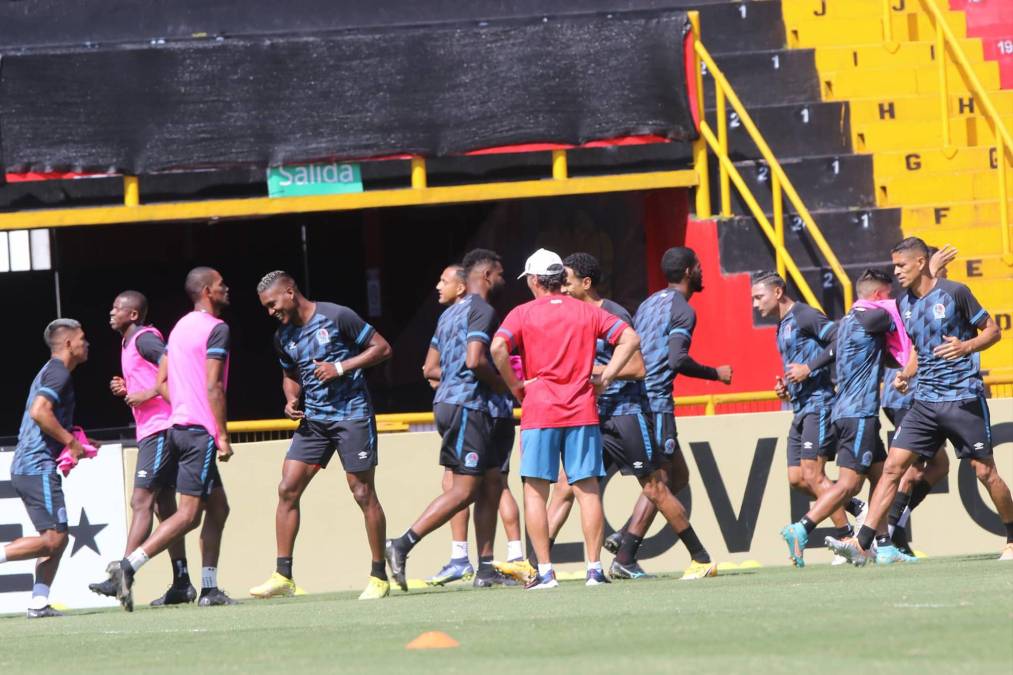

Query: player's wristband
<box><xmin>334</xmin><ymin>361</ymin><xmax>345</xmax><ymax>377</ymax></box>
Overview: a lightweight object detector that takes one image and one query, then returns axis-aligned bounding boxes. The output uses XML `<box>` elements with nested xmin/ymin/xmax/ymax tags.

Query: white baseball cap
<box><xmin>518</xmin><ymin>248</ymin><xmax>564</xmax><ymax>279</ymax></box>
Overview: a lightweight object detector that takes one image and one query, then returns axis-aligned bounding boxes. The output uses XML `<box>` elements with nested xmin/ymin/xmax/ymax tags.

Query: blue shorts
<box><xmin>519</xmin><ymin>425</ymin><xmax>604</xmax><ymax>484</ymax></box>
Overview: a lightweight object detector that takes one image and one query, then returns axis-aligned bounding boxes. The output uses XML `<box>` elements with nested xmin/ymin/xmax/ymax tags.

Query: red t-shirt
<box><xmin>496</xmin><ymin>294</ymin><xmax>627</xmax><ymax>430</ymax></box>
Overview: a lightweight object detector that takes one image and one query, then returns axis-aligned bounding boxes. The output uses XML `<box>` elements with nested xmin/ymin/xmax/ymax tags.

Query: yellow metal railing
<box><xmin>229</xmin><ymin>375</ymin><xmax>1013</xmax><ymax>435</ymax></box>
<box><xmin>688</xmin><ymin>12</ymin><xmax>853</xmax><ymax>312</ymax></box>
<box><xmin>882</xmin><ymin>0</ymin><xmax>1013</xmax><ymax>266</ymax></box>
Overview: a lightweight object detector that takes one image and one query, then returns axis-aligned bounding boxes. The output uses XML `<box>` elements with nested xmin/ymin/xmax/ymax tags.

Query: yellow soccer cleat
<box><xmin>680</xmin><ymin>560</ymin><xmax>718</xmax><ymax>580</ymax></box>
<box><xmin>358</xmin><ymin>576</ymin><xmax>390</xmax><ymax>600</ymax></box>
<box><xmin>249</xmin><ymin>572</ymin><xmax>297</xmax><ymax>599</ymax></box>
<box><xmin>493</xmin><ymin>559</ymin><xmax>537</xmax><ymax>584</ymax></box>
<box><xmin>999</xmin><ymin>543</ymin><xmax>1013</xmax><ymax>561</ymax></box>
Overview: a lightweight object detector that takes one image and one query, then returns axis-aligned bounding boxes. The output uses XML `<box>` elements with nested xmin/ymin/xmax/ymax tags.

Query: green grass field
<box><xmin>2</xmin><ymin>555</ymin><xmax>1010</xmax><ymax>674</ymax></box>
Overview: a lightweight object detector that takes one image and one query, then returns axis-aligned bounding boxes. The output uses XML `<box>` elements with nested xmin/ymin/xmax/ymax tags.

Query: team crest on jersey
<box><xmin>315</xmin><ymin>328</ymin><xmax>330</xmax><ymax>346</ymax></box>
<box><xmin>932</xmin><ymin>303</ymin><xmax>946</xmax><ymax>320</ymax></box>
<box><xmin>464</xmin><ymin>452</ymin><xmax>479</xmax><ymax>468</ymax></box>
<box><xmin>862</xmin><ymin>451</ymin><xmax>873</xmax><ymax>467</ymax></box>
<box><xmin>664</xmin><ymin>439</ymin><xmax>676</xmax><ymax>455</ymax></box>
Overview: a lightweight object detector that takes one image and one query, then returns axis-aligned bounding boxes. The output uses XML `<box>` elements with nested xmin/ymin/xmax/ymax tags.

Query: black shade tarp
<box><xmin>0</xmin><ymin>10</ymin><xmax>696</xmax><ymax>174</ymax></box>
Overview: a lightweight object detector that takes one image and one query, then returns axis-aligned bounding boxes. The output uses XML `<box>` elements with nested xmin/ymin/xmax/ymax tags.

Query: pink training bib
<box><xmin>121</xmin><ymin>326</ymin><xmax>172</xmax><ymax>441</ymax></box>
<box><xmin>854</xmin><ymin>298</ymin><xmax>911</xmax><ymax>368</ymax></box>
<box><xmin>167</xmin><ymin>311</ymin><xmax>230</xmax><ymax>439</ymax></box>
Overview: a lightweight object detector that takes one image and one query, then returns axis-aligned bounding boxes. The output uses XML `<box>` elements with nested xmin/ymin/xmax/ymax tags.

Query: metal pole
<box><xmin>301</xmin><ymin>223</ymin><xmax>311</xmax><ymax>297</ymax></box>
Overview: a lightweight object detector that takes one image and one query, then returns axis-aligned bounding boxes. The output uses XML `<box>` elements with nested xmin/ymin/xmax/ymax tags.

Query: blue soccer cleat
<box><xmin>585</xmin><ymin>568</ymin><xmax>611</xmax><ymax>586</ymax></box>
<box><xmin>876</xmin><ymin>544</ymin><xmax>918</xmax><ymax>565</ymax></box>
<box><xmin>780</xmin><ymin>522</ymin><xmax>808</xmax><ymax>568</ymax></box>
<box><xmin>426</xmin><ymin>559</ymin><xmax>474</xmax><ymax>586</ymax></box>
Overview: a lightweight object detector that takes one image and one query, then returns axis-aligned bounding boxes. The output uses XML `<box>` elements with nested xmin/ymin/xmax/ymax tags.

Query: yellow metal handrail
<box><xmin>687</xmin><ymin>12</ymin><xmax>853</xmax><ymax>313</ymax></box>
<box><xmin>229</xmin><ymin>374</ymin><xmax>1013</xmax><ymax>434</ymax></box>
<box><xmin>883</xmin><ymin>0</ymin><xmax>1013</xmax><ymax>265</ymax></box>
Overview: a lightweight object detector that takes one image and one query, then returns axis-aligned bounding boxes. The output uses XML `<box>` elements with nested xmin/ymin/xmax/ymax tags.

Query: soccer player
<box><xmin>90</xmin><ymin>291</ymin><xmax>195</xmax><ymax>605</ymax></box>
<box><xmin>600</xmin><ymin>247</ymin><xmax>729</xmax><ymax>577</ymax></box>
<box><xmin>751</xmin><ymin>272</ymin><xmax>859</xmax><ymax>551</ymax></box>
<box><xmin>781</xmin><ymin>270</ymin><xmax>897</xmax><ymax>567</ymax></box>
<box><xmin>251</xmin><ymin>271</ymin><xmax>393</xmax><ymax>600</ymax></box>
<box><xmin>883</xmin><ymin>246</ymin><xmax>955</xmax><ymax>554</ymax></box>
<box><xmin>828</xmin><ymin>237</ymin><xmax>1013</xmax><ymax>564</ymax></box>
<box><xmin>0</xmin><ymin>319</ymin><xmax>94</xmax><ymax>618</ymax></box>
<box><xmin>490</xmin><ymin>248</ymin><xmax>640</xmax><ymax>589</ymax></box>
<box><xmin>100</xmin><ymin>267</ymin><xmax>237</xmax><ymax>610</ymax></box>
<box><xmin>386</xmin><ymin>249</ymin><xmax>518</xmax><ymax>590</ymax></box>
<box><xmin>422</xmin><ymin>255</ymin><xmax>530</xmax><ymax>586</ymax></box>
<box><xmin>560</xmin><ymin>252</ymin><xmax>719</xmax><ymax>581</ymax></box>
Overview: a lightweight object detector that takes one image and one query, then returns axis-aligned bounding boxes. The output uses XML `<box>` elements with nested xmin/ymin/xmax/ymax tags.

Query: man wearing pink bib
<box><xmin>90</xmin><ymin>291</ymin><xmax>195</xmax><ymax>606</ymax></box>
<box><xmin>100</xmin><ymin>267</ymin><xmax>236</xmax><ymax>611</ymax></box>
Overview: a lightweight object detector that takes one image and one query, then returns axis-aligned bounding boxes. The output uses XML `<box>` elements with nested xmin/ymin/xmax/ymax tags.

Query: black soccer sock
<box><xmin>616</xmin><ymin>532</ymin><xmax>643</xmax><ymax>565</ymax></box>
<box><xmin>908</xmin><ymin>479</ymin><xmax>933</xmax><ymax>511</ymax></box>
<box><xmin>799</xmin><ymin>516</ymin><xmax>818</xmax><ymax>535</ymax></box>
<box><xmin>845</xmin><ymin>498</ymin><xmax>866</xmax><ymax>518</ymax></box>
<box><xmin>1005</xmin><ymin>522</ymin><xmax>1013</xmax><ymax>544</ymax></box>
<box><xmin>677</xmin><ymin>526</ymin><xmax>711</xmax><ymax>564</ymax></box>
<box><xmin>891</xmin><ymin>523</ymin><xmax>910</xmax><ymax>549</ymax></box>
<box><xmin>888</xmin><ymin>491</ymin><xmax>912</xmax><ymax>527</ymax></box>
<box><xmin>276</xmin><ymin>556</ymin><xmax>293</xmax><ymax>580</ymax></box>
<box><xmin>477</xmin><ymin>555</ymin><xmax>494</xmax><ymax>576</ymax></box>
<box><xmin>857</xmin><ymin>525</ymin><xmax>877</xmax><ymax>551</ymax></box>
<box><xmin>172</xmin><ymin>558</ymin><xmax>191</xmax><ymax>587</ymax></box>
<box><xmin>836</xmin><ymin>524</ymin><xmax>855</xmax><ymax>539</ymax></box>
<box><xmin>371</xmin><ymin>560</ymin><xmax>387</xmax><ymax>581</ymax></box>
<box><xmin>396</xmin><ymin>528</ymin><xmax>421</xmax><ymax>554</ymax></box>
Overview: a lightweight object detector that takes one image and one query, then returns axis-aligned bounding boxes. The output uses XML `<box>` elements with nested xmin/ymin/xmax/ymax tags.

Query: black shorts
<box><xmin>649</xmin><ymin>411</ymin><xmax>682</xmax><ymax>460</ymax></box>
<box><xmin>883</xmin><ymin>406</ymin><xmax>909</xmax><ymax>428</ymax></box>
<box><xmin>601</xmin><ymin>413</ymin><xmax>658</xmax><ymax>478</ymax></box>
<box><xmin>12</xmin><ymin>473</ymin><xmax>68</xmax><ymax>533</ymax></box>
<box><xmin>787</xmin><ymin>409</ymin><xmax>835</xmax><ymax>467</ymax></box>
<box><xmin>435</xmin><ymin>403</ymin><xmax>500</xmax><ymax>476</ymax></box>
<box><xmin>893</xmin><ymin>398</ymin><xmax>993</xmax><ymax>460</ymax></box>
<box><xmin>833</xmin><ymin>417</ymin><xmax>887</xmax><ymax>474</ymax></box>
<box><xmin>134</xmin><ymin>430</ymin><xmax>176</xmax><ymax>491</ymax></box>
<box><xmin>491</xmin><ymin>417</ymin><xmax>516</xmax><ymax>474</ymax></box>
<box><xmin>168</xmin><ymin>425</ymin><xmax>223</xmax><ymax>499</ymax></box>
<box><xmin>287</xmin><ymin>417</ymin><xmax>378</xmax><ymax>473</ymax></box>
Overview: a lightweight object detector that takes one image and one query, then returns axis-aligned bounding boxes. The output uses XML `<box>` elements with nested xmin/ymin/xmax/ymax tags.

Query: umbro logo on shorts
<box><xmin>974</xmin><ymin>442</ymin><xmax>984</xmax><ymax>450</ymax></box>
<box><xmin>803</xmin><ymin>441</ymin><xmax>813</xmax><ymax>449</ymax></box>
<box><xmin>633</xmin><ymin>461</ymin><xmax>643</xmax><ymax>469</ymax></box>
<box><xmin>358</xmin><ymin>451</ymin><xmax>368</xmax><ymax>460</ymax></box>
<box><xmin>136</xmin><ymin>470</ymin><xmax>148</xmax><ymax>478</ymax></box>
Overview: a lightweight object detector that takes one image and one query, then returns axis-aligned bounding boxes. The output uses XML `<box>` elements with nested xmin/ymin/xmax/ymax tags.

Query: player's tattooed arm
<box><xmin>318</xmin><ymin>331</ymin><xmax>392</xmax><ymax>382</ymax></box>
<box><xmin>934</xmin><ymin>285</ymin><xmax>1001</xmax><ymax>359</ymax></box>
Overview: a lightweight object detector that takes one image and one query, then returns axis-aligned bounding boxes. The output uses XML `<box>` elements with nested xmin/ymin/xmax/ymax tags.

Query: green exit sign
<box><xmin>267</xmin><ymin>162</ymin><xmax>363</xmax><ymax>198</ymax></box>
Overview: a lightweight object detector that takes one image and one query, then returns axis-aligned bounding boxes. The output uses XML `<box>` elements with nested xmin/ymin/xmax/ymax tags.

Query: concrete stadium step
<box><xmin>703</xmin><ymin>100</ymin><xmax>852</xmax><ymax>160</ymax></box>
<box><xmin>723</xmin><ymin>154</ymin><xmax>875</xmax><ymax>214</ymax></box>
<box><xmin>821</xmin><ymin>61</ymin><xmax>1001</xmax><ymax>99</ymax></box>
<box><xmin>848</xmin><ymin>91</ymin><xmax>1013</xmax><ymax>125</ymax></box>
<box><xmin>717</xmin><ymin>207</ymin><xmax>902</xmax><ymax>275</ymax></box>
<box><xmin>900</xmin><ymin>222</ymin><xmax>1009</xmax><ymax>256</ymax></box>
<box><xmin>706</xmin><ymin>49</ymin><xmax>822</xmax><ymax>108</ymax></box>
<box><xmin>877</xmin><ymin>169</ymin><xmax>1013</xmax><ymax>205</ymax></box>
<box><xmin>813</xmin><ymin>40</ymin><xmax>985</xmax><ymax>72</ymax></box>
<box><xmin>697</xmin><ymin>0</ymin><xmax>787</xmax><ymax>55</ymax></box>
<box><xmin>940</xmin><ymin>254</ymin><xmax>1013</xmax><ymax>282</ymax></box>
<box><xmin>853</xmin><ymin>115</ymin><xmax>1013</xmax><ymax>152</ymax></box>
<box><xmin>786</xmin><ymin>7</ymin><xmax>968</xmax><ymax>48</ymax></box>
<box><xmin>872</xmin><ymin>146</ymin><xmax>998</xmax><ymax>178</ymax></box>
<box><xmin>900</xmin><ymin>199</ymin><xmax>1013</xmax><ymax>228</ymax></box>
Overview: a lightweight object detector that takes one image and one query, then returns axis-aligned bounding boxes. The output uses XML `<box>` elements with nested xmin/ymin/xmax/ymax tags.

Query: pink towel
<box><xmin>854</xmin><ymin>299</ymin><xmax>911</xmax><ymax>368</ymax></box>
<box><xmin>509</xmin><ymin>355</ymin><xmax>525</xmax><ymax>381</ymax></box>
<box><xmin>57</xmin><ymin>426</ymin><xmax>98</xmax><ymax>476</ymax></box>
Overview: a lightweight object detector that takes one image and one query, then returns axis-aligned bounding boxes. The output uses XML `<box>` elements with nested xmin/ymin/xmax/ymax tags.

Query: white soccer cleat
<box><xmin>999</xmin><ymin>543</ymin><xmax>1013</xmax><ymax>561</ymax></box>
<box><xmin>830</xmin><ymin>554</ymin><xmax>849</xmax><ymax>566</ymax></box>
